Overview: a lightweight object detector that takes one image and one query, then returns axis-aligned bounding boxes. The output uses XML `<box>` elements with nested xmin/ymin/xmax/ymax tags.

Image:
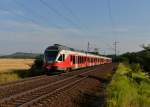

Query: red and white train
<box><xmin>43</xmin><ymin>44</ymin><xmax>112</xmax><ymax>72</ymax></box>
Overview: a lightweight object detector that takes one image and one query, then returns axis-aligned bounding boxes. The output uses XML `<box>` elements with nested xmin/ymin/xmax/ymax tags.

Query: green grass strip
<box><xmin>106</xmin><ymin>63</ymin><xmax>150</xmax><ymax>107</ymax></box>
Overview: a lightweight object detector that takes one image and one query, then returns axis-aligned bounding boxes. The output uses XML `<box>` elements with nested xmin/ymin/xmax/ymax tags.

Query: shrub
<box><xmin>30</xmin><ymin>57</ymin><xmax>45</xmax><ymax>76</ymax></box>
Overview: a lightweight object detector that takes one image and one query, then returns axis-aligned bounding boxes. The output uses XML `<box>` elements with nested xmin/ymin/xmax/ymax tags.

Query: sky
<box><xmin>0</xmin><ymin>0</ymin><xmax>150</xmax><ymax>55</ymax></box>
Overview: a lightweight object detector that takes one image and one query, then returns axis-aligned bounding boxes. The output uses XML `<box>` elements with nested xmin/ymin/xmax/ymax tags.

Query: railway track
<box><xmin>0</xmin><ymin>67</ymin><xmax>95</xmax><ymax>99</ymax></box>
<box><xmin>0</xmin><ymin>68</ymin><xmax>97</xmax><ymax>107</ymax></box>
<box><xmin>0</xmin><ymin>64</ymin><xmax>116</xmax><ymax>107</ymax></box>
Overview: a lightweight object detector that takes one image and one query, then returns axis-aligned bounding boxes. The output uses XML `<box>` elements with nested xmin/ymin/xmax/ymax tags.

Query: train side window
<box><xmin>82</xmin><ymin>57</ymin><xmax>84</xmax><ymax>63</ymax></box>
<box><xmin>62</xmin><ymin>54</ymin><xmax>65</xmax><ymax>61</ymax></box>
<box><xmin>83</xmin><ymin>57</ymin><xmax>84</xmax><ymax>62</ymax></box>
<box><xmin>76</xmin><ymin>56</ymin><xmax>78</xmax><ymax>64</ymax></box>
<box><xmin>58</xmin><ymin>54</ymin><xmax>65</xmax><ymax>61</ymax></box>
<box><xmin>85</xmin><ymin>57</ymin><xmax>86</xmax><ymax>62</ymax></box>
<box><xmin>81</xmin><ymin>56</ymin><xmax>83</xmax><ymax>63</ymax></box>
<box><xmin>79</xmin><ymin>56</ymin><xmax>80</xmax><ymax>63</ymax></box>
<box><xmin>78</xmin><ymin>56</ymin><xmax>80</xmax><ymax>64</ymax></box>
<box><xmin>79</xmin><ymin>56</ymin><xmax>81</xmax><ymax>64</ymax></box>
<box><xmin>70</xmin><ymin>55</ymin><xmax>73</xmax><ymax>62</ymax></box>
<box><xmin>73</xmin><ymin>56</ymin><xmax>75</xmax><ymax>64</ymax></box>
<box><xmin>58</xmin><ymin>54</ymin><xmax>63</xmax><ymax>61</ymax></box>
<box><xmin>70</xmin><ymin>55</ymin><xmax>72</xmax><ymax>61</ymax></box>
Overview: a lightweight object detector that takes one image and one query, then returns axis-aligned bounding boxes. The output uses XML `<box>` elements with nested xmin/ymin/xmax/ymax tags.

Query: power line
<box><xmin>57</xmin><ymin>0</ymin><xmax>80</xmax><ymax>22</ymax></box>
<box><xmin>0</xmin><ymin>7</ymin><xmax>40</xmax><ymax>25</ymax></box>
<box><xmin>107</xmin><ymin>0</ymin><xmax>117</xmax><ymax>39</ymax></box>
<box><xmin>113</xmin><ymin>41</ymin><xmax>119</xmax><ymax>58</ymax></box>
<box><xmin>55</xmin><ymin>0</ymin><xmax>114</xmax><ymax>52</ymax></box>
<box><xmin>107</xmin><ymin>0</ymin><xmax>120</xmax><ymax>55</ymax></box>
<box><xmin>14</xmin><ymin>0</ymin><xmax>64</xmax><ymax>29</ymax></box>
<box><xmin>39</xmin><ymin>0</ymin><xmax>81</xmax><ymax>29</ymax></box>
<box><xmin>87</xmin><ymin>42</ymin><xmax>90</xmax><ymax>52</ymax></box>
<box><xmin>107</xmin><ymin>0</ymin><xmax>115</xmax><ymax>31</ymax></box>
<box><xmin>57</xmin><ymin>0</ymin><xmax>88</xmax><ymax>30</ymax></box>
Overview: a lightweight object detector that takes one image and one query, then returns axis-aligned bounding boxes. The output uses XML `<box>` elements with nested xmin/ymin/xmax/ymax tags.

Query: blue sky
<box><xmin>0</xmin><ymin>0</ymin><xmax>150</xmax><ymax>55</ymax></box>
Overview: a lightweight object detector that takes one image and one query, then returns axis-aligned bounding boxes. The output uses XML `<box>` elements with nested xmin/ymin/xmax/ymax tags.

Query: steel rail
<box><xmin>0</xmin><ymin>69</ymin><xmax>96</xmax><ymax>106</ymax></box>
<box><xmin>0</xmin><ymin>75</ymin><xmax>47</xmax><ymax>89</ymax></box>
<box><xmin>20</xmin><ymin>77</ymin><xmax>87</xmax><ymax>107</ymax></box>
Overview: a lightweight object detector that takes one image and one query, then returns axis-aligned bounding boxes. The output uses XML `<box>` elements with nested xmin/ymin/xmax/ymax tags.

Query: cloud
<box><xmin>0</xmin><ymin>20</ymin><xmax>150</xmax><ymax>54</ymax></box>
<box><xmin>0</xmin><ymin>20</ymin><xmax>85</xmax><ymax>54</ymax></box>
<box><xmin>0</xmin><ymin>8</ymin><xmax>24</xmax><ymax>16</ymax></box>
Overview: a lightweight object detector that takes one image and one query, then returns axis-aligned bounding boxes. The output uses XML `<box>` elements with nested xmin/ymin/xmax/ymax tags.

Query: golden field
<box><xmin>0</xmin><ymin>59</ymin><xmax>35</xmax><ymax>83</ymax></box>
<box><xmin>0</xmin><ymin>59</ymin><xmax>34</xmax><ymax>73</ymax></box>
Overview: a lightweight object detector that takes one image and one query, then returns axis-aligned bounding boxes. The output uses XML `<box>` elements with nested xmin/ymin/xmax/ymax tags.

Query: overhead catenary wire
<box><xmin>107</xmin><ymin>0</ymin><xmax>119</xmax><ymax>55</ymax></box>
<box><xmin>57</xmin><ymin>0</ymin><xmax>80</xmax><ymax>22</ymax></box>
<box><xmin>39</xmin><ymin>0</ymin><xmax>114</xmax><ymax>50</ymax></box>
<box><xmin>56</xmin><ymin>0</ymin><xmax>115</xmax><ymax>52</ymax></box>
<box><xmin>0</xmin><ymin>7</ymin><xmax>40</xmax><ymax>26</ymax></box>
<box><xmin>107</xmin><ymin>0</ymin><xmax>115</xmax><ymax>31</ymax></box>
<box><xmin>57</xmin><ymin>0</ymin><xmax>88</xmax><ymax>30</ymax></box>
<box><xmin>13</xmin><ymin>0</ymin><xmax>64</xmax><ymax>29</ymax></box>
<box><xmin>39</xmin><ymin>0</ymin><xmax>82</xmax><ymax>29</ymax></box>
<box><xmin>85</xmin><ymin>0</ymin><xmax>116</xmax><ymax>54</ymax></box>
<box><xmin>1</xmin><ymin>0</ymin><xmax>116</xmax><ymax>54</ymax></box>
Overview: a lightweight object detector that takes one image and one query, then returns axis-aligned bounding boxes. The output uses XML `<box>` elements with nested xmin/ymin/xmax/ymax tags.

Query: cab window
<box><xmin>58</xmin><ymin>55</ymin><xmax>63</xmax><ymax>61</ymax></box>
<box><xmin>58</xmin><ymin>54</ymin><xmax>65</xmax><ymax>61</ymax></box>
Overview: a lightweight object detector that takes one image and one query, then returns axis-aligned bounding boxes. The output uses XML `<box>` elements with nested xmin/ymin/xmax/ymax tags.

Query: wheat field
<box><xmin>0</xmin><ymin>59</ymin><xmax>34</xmax><ymax>73</ymax></box>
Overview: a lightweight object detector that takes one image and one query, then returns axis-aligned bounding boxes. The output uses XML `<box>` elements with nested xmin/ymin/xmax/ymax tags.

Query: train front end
<box><xmin>43</xmin><ymin>46</ymin><xmax>60</xmax><ymax>73</ymax></box>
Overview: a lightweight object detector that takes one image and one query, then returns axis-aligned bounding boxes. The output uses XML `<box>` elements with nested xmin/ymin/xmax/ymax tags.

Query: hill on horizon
<box><xmin>0</xmin><ymin>52</ymin><xmax>42</xmax><ymax>59</ymax></box>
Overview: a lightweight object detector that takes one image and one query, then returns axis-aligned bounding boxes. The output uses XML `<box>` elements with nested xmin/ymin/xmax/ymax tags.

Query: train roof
<box><xmin>46</xmin><ymin>44</ymin><xmax>84</xmax><ymax>52</ymax></box>
<box><xmin>46</xmin><ymin>44</ymin><xmax>111</xmax><ymax>59</ymax></box>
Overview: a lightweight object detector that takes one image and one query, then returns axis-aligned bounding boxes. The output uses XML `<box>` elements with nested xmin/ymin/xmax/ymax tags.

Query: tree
<box><xmin>141</xmin><ymin>44</ymin><xmax>150</xmax><ymax>51</ymax></box>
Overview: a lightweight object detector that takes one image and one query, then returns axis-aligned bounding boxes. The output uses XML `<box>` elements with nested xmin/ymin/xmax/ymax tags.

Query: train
<box><xmin>43</xmin><ymin>44</ymin><xmax>112</xmax><ymax>73</ymax></box>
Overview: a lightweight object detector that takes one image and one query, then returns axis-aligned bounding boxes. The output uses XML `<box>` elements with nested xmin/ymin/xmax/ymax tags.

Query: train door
<box><xmin>75</xmin><ymin>54</ymin><xmax>78</xmax><ymax>69</ymax></box>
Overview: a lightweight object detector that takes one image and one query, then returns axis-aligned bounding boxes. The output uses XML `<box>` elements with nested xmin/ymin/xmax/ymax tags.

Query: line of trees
<box><xmin>116</xmin><ymin>44</ymin><xmax>150</xmax><ymax>74</ymax></box>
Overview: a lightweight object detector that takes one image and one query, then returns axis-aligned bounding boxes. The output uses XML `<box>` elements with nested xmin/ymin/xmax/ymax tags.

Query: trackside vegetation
<box><xmin>106</xmin><ymin>63</ymin><xmax>150</xmax><ymax>107</ymax></box>
<box><xmin>115</xmin><ymin>44</ymin><xmax>150</xmax><ymax>74</ymax></box>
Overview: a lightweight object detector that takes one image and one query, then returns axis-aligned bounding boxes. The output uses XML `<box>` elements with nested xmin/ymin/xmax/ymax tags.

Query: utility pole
<box><xmin>113</xmin><ymin>41</ymin><xmax>119</xmax><ymax>60</ymax></box>
<box><xmin>87</xmin><ymin>42</ymin><xmax>90</xmax><ymax>52</ymax></box>
<box><xmin>86</xmin><ymin>42</ymin><xmax>90</xmax><ymax>67</ymax></box>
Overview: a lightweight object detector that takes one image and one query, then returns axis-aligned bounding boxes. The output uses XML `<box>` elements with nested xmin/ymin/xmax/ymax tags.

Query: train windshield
<box><xmin>45</xmin><ymin>50</ymin><xmax>58</xmax><ymax>62</ymax></box>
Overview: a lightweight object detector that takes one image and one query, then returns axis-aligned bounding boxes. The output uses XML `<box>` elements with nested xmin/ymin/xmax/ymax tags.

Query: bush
<box><xmin>30</xmin><ymin>56</ymin><xmax>45</xmax><ymax>76</ymax></box>
<box><xmin>130</xmin><ymin>63</ymin><xmax>141</xmax><ymax>72</ymax></box>
<box><xmin>118</xmin><ymin>49</ymin><xmax>150</xmax><ymax>74</ymax></box>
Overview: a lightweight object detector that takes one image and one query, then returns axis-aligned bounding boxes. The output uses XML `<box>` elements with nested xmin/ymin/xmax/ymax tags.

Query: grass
<box><xmin>0</xmin><ymin>72</ymin><xmax>21</xmax><ymax>83</ymax></box>
<box><xmin>0</xmin><ymin>58</ymin><xmax>34</xmax><ymax>83</ymax></box>
<box><xmin>106</xmin><ymin>63</ymin><xmax>150</xmax><ymax>107</ymax></box>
